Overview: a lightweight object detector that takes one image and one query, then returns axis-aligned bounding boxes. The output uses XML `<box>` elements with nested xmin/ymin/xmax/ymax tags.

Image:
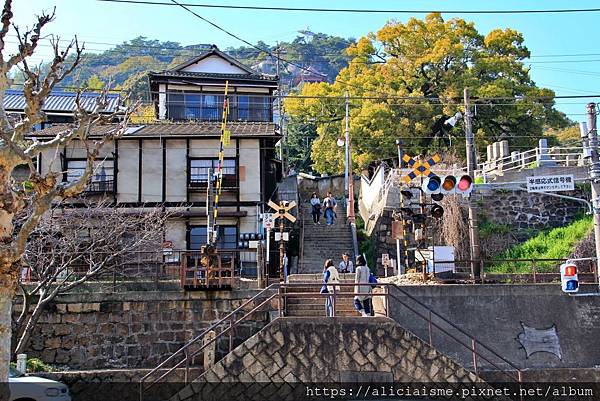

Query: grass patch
<box><xmin>488</xmin><ymin>216</ymin><xmax>592</xmax><ymax>273</ymax></box>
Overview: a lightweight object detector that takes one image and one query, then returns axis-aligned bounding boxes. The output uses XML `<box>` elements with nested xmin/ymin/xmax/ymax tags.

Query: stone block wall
<box><xmin>14</xmin><ymin>289</ymin><xmax>269</xmax><ymax>369</ymax></box>
<box><xmin>173</xmin><ymin>317</ymin><xmax>487</xmax><ymax>401</ymax></box>
<box><xmin>476</xmin><ymin>188</ymin><xmax>589</xmax><ymax>230</ymax></box>
<box><xmin>367</xmin><ymin>188</ymin><xmax>590</xmax><ymax>270</ymax></box>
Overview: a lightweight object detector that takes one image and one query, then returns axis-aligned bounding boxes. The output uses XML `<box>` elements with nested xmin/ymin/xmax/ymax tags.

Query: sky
<box><xmin>10</xmin><ymin>0</ymin><xmax>600</xmax><ymax>121</ymax></box>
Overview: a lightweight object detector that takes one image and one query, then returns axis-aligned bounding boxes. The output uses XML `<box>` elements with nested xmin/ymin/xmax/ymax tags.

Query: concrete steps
<box><xmin>299</xmin><ymin>200</ymin><xmax>354</xmax><ymax>274</ymax></box>
<box><xmin>283</xmin><ymin>274</ymin><xmax>360</xmax><ymax>317</ymax></box>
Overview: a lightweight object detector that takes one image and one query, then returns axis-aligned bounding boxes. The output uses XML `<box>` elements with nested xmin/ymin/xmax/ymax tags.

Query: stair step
<box><xmin>285</xmin><ymin>310</ymin><xmax>360</xmax><ymax>317</ymax></box>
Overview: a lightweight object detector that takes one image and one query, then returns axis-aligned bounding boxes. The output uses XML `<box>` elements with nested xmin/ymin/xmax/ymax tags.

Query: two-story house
<box><xmin>31</xmin><ymin>46</ymin><xmax>282</xmax><ymax>254</ymax></box>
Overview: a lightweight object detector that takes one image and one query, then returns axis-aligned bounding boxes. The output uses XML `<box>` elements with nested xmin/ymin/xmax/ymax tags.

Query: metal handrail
<box><xmin>281</xmin><ymin>282</ymin><xmax>522</xmax><ymax>383</ymax></box>
<box><xmin>139</xmin><ymin>284</ymin><xmax>279</xmax><ymax>400</ymax></box>
<box><xmin>141</xmin><ymin>281</ymin><xmax>523</xmax><ymax>401</ymax></box>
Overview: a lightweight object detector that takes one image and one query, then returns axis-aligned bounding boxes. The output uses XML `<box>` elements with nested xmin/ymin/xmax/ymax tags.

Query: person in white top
<box><xmin>354</xmin><ymin>255</ymin><xmax>372</xmax><ymax>317</ymax></box>
<box><xmin>339</xmin><ymin>253</ymin><xmax>353</xmax><ymax>273</ymax></box>
<box><xmin>322</xmin><ymin>259</ymin><xmax>340</xmax><ymax>317</ymax></box>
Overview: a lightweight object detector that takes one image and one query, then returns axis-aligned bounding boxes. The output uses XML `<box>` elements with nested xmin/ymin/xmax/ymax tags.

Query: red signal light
<box><xmin>564</xmin><ymin>265</ymin><xmax>577</xmax><ymax>276</ymax></box>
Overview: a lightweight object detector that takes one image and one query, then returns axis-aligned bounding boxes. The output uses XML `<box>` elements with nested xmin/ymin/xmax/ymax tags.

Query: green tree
<box><xmin>286</xmin><ymin>13</ymin><xmax>569</xmax><ymax>174</ymax></box>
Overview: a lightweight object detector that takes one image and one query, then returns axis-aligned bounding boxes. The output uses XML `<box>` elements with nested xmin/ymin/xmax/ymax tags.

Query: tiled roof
<box><xmin>149</xmin><ymin>70</ymin><xmax>278</xmax><ymax>82</ymax></box>
<box><xmin>4</xmin><ymin>90</ymin><xmax>120</xmax><ymax>113</ymax></box>
<box><xmin>29</xmin><ymin>121</ymin><xmax>279</xmax><ymax>138</ymax></box>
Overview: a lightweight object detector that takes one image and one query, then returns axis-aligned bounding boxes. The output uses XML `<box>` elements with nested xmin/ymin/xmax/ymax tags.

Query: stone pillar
<box><xmin>537</xmin><ymin>138</ymin><xmax>549</xmax><ymax>167</ymax></box>
<box><xmin>203</xmin><ymin>330</ymin><xmax>216</xmax><ymax>369</ymax></box>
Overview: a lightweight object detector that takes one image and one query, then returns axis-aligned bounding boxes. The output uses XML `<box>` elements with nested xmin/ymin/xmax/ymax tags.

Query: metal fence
<box><xmin>21</xmin><ymin>249</ymin><xmax>263</xmax><ymax>290</ymax></box>
<box><xmin>432</xmin><ymin>257</ymin><xmax>597</xmax><ymax>283</ymax></box>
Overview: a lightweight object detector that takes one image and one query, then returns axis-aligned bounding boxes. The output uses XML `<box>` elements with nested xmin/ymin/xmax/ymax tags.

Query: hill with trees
<box><xmin>10</xmin><ymin>34</ymin><xmax>355</xmax><ymax>101</ymax></box>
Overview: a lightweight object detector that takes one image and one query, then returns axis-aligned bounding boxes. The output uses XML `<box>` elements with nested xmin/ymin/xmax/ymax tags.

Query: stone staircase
<box><xmin>298</xmin><ymin>200</ymin><xmax>355</xmax><ymax>273</ymax></box>
<box><xmin>284</xmin><ymin>274</ymin><xmax>360</xmax><ymax>317</ymax></box>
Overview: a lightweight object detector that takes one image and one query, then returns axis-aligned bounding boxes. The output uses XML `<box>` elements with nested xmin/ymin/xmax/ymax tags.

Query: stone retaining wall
<box><xmin>368</xmin><ymin>188</ymin><xmax>590</xmax><ymax>269</ymax></box>
<box><xmin>172</xmin><ymin>317</ymin><xmax>488</xmax><ymax>401</ymax></box>
<box><xmin>14</xmin><ymin>289</ymin><xmax>268</xmax><ymax>370</ymax></box>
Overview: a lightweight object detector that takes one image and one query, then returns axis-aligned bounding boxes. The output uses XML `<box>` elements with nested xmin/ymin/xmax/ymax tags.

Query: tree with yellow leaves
<box><xmin>286</xmin><ymin>13</ymin><xmax>568</xmax><ymax>174</ymax></box>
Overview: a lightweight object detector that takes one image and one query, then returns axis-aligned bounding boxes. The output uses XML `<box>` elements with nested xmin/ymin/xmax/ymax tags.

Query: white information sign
<box><xmin>263</xmin><ymin>213</ymin><xmax>274</xmax><ymax>229</ymax></box>
<box><xmin>527</xmin><ymin>174</ymin><xmax>575</xmax><ymax>193</ymax></box>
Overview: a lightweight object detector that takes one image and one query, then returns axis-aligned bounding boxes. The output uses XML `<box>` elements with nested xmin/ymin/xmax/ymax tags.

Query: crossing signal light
<box><xmin>441</xmin><ymin>176</ymin><xmax>457</xmax><ymax>194</ymax></box>
<box><xmin>456</xmin><ymin>175</ymin><xmax>473</xmax><ymax>195</ymax></box>
<box><xmin>431</xmin><ymin>204</ymin><xmax>444</xmax><ymax>219</ymax></box>
<box><xmin>560</xmin><ymin>262</ymin><xmax>579</xmax><ymax>293</ymax></box>
<box><xmin>423</xmin><ymin>174</ymin><xmax>473</xmax><ymax>197</ymax></box>
<box><xmin>423</xmin><ymin>176</ymin><xmax>441</xmax><ymax>194</ymax></box>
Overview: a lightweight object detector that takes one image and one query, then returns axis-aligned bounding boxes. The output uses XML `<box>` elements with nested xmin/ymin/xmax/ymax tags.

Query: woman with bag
<box><xmin>354</xmin><ymin>255</ymin><xmax>372</xmax><ymax>317</ymax></box>
<box><xmin>321</xmin><ymin>259</ymin><xmax>340</xmax><ymax>317</ymax></box>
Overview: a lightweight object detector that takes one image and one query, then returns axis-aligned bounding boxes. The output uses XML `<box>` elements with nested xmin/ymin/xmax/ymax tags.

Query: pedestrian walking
<box><xmin>321</xmin><ymin>259</ymin><xmax>340</xmax><ymax>317</ymax></box>
<box><xmin>323</xmin><ymin>192</ymin><xmax>337</xmax><ymax>226</ymax></box>
<box><xmin>339</xmin><ymin>252</ymin><xmax>353</xmax><ymax>273</ymax></box>
<box><xmin>354</xmin><ymin>255</ymin><xmax>372</xmax><ymax>317</ymax></box>
<box><xmin>310</xmin><ymin>192</ymin><xmax>322</xmax><ymax>224</ymax></box>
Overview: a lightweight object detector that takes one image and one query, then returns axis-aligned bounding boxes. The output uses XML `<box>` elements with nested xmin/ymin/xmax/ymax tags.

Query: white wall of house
<box><xmin>117</xmin><ymin>140</ymin><xmax>139</xmax><ymax>202</ymax></box>
<box><xmin>165</xmin><ymin>139</ymin><xmax>187</xmax><ymax>201</ymax></box>
<box><xmin>141</xmin><ymin>139</ymin><xmax>162</xmax><ymax>202</ymax></box>
<box><xmin>180</xmin><ymin>55</ymin><xmax>248</xmax><ymax>74</ymax></box>
<box><xmin>239</xmin><ymin>138</ymin><xmax>261</xmax><ymax>202</ymax></box>
<box><xmin>165</xmin><ymin>218</ymin><xmax>187</xmax><ymax>250</ymax></box>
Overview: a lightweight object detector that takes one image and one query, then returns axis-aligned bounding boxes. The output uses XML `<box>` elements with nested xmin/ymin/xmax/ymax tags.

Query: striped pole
<box><xmin>210</xmin><ymin>81</ymin><xmax>230</xmax><ymax>244</ymax></box>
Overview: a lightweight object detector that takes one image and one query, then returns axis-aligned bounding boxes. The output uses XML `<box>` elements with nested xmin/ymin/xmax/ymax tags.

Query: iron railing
<box><xmin>432</xmin><ymin>257</ymin><xmax>597</xmax><ymax>283</ymax></box>
<box><xmin>139</xmin><ymin>282</ymin><xmax>523</xmax><ymax>401</ymax></box>
<box><xmin>20</xmin><ymin>249</ymin><xmax>262</xmax><ymax>290</ymax></box>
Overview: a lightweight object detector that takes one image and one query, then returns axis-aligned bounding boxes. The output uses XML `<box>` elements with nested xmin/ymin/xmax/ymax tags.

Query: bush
<box><xmin>489</xmin><ymin>216</ymin><xmax>593</xmax><ymax>273</ymax></box>
<box><xmin>10</xmin><ymin>358</ymin><xmax>53</xmax><ymax>373</ymax></box>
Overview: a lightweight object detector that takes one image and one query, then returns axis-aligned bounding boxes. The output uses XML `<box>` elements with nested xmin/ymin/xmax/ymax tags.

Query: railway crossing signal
<box><xmin>402</xmin><ymin>153</ymin><xmax>441</xmax><ymax>183</ymax></box>
<box><xmin>267</xmin><ymin>200</ymin><xmax>297</xmax><ymax>282</ymax></box>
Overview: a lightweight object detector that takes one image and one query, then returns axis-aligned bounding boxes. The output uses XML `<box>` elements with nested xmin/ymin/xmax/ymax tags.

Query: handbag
<box><xmin>320</xmin><ymin>284</ymin><xmax>329</xmax><ymax>294</ymax></box>
<box><xmin>368</xmin><ymin>273</ymin><xmax>378</xmax><ymax>288</ymax></box>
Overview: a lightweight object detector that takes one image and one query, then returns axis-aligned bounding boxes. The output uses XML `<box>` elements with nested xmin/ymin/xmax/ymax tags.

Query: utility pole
<box><xmin>345</xmin><ymin>93</ymin><xmax>359</xmax><ymax>258</ymax></box>
<box><xmin>276</xmin><ymin>45</ymin><xmax>285</xmax><ymax>172</ymax></box>
<box><xmin>586</xmin><ymin>103</ymin><xmax>600</xmax><ymax>289</ymax></box>
<box><xmin>464</xmin><ymin>88</ymin><xmax>481</xmax><ymax>280</ymax></box>
<box><xmin>344</xmin><ymin>92</ymin><xmax>350</xmax><ymax>202</ymax></box>
<box><xmin>396</xmin><ymin>139</ymin><xmax>403</xmax><ymax>275</ymax></box>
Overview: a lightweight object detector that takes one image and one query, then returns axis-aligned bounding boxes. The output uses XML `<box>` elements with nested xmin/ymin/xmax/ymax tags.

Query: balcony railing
<box><xmin>84</xmin><ymin>177</ymin><xmax>114</xmax><ymax>194</ymax></box>
<box><xmin>188</xmin><ymin>173</ymin><xmax>237</xmax><ymax>191</ymax></box>
<box><xmin>166</xmin><ymin>105</ymin><xmax>271</xmax><ymax>122</ymax></box>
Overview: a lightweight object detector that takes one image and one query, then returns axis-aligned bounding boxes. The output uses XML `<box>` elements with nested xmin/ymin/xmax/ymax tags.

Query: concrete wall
<box><xmin>14</xmin><ymin>289</ymin><xmax>267</xmax><ymax>370</ymax></box>
<box><xmin>386</xmin><ymin>284</ymin><xmax>600</xmax><ymax>371</ymax></box>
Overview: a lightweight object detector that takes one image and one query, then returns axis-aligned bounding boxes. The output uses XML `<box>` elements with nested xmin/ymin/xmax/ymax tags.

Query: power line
<box><xmin>97</xmin><ymin>0</ymin><xmax>600</xmax><ymax>15</ymax></box>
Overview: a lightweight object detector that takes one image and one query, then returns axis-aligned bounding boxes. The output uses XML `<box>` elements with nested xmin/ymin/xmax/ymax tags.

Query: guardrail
<box><xmin>432</xmin><ymin>257</ymin><xmax>597</xmax><ymax>283</ymax></box>
<box><xmin>479</xmin><ymin>146</ymin><xmax>584</xmax><ymax>176</ymax></box>
<box><xmin>20</xmin><ymin>249</ymin><xmax>262</xmax><ymax>290</ymax></box>
<box><xmin>139</xmin><ymin>282</ymin><xmax>522</xmax><ymax>401</ymax></box>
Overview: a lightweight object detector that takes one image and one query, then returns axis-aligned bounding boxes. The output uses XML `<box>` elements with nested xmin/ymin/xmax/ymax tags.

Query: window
<box><xmin>167</xmin><ymin>92</ymin><xmax>184</xmax><ymax>120</ymax></box>
<box><xmin>185</xmin><ymin>94</ymin><xmax>202</xmax><ymax>119</ymax></box>
<box><xmin>236</xmin><ymin>95</ymin><xmax>249</xmax><ymax>121</ymax></box>
<box><xmin>66</xmin><ymin>159</ymin><xmax>114</xmax><ymax>192</ymax></box>
<box><xmin>249</xmin><ymin>96</ymin><xmax>271</xmax><ymax>121</ymax></box>
<box><xmin>189</xmin><ymin>158</ymin><xmax>236</xmax><ymax>187</ymax></box>
<box><xmin>189</xmin><ymin>226</ymin><xmax>238</xmax><ymax>250</ymax></box>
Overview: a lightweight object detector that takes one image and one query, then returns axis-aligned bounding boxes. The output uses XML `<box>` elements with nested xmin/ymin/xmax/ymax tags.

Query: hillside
<box><xmin>10</xmin><ymin>34</ymin><xmax>354</xmax><ymax>101</ymax></box>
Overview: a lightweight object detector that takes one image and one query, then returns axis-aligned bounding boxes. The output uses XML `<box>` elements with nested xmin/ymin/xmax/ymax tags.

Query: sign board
<box><xmin>382</xmin><ymin>254</ymin><xmax>390</xmax><ymax>267</ymax></box>
<box><xmin>263</xmin><ymin>213</ymin><xmax>274</xmax><ymax>229</ymax></box>
<box><xmin>162</xmin><ymin>240</ymin><xmax>173</xmax><ymax>256</ymax></box>
<box><xmin>527</xmin><ymin>174</ymin><xmax>574</xmax><ymax>193</ymax></box>
<box><xmin>275</xmin><ymin>232</ymin><xmax>289</xmax><ymax>242</ymax></box>
<box><xmin>248</xmin><ymin>240</ymin><xmax>259</xmax><ymax>249</ymax></box>
<box><xmin>391</xmin><ymin>221</ymin><xmax>403</xmax><ymax>239</ymax></box>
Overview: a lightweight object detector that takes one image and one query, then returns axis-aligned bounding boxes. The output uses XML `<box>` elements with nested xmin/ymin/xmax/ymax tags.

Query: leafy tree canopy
<box><xmin>285</xmin><ymin>13</ymin><xmax>569</xmax><ymax>174</ymax></box>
